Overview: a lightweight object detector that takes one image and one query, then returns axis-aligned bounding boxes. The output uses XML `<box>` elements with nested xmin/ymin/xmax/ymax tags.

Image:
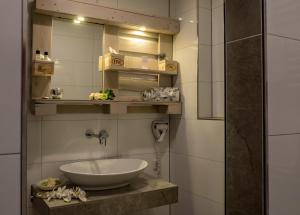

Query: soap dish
<box><xmin>37</xmin><ymin>178</ymin><xmax>64</xmax><ymax>191</ymax></box>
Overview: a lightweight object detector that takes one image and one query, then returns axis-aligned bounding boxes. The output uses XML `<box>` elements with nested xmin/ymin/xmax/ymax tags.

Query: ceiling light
<box><xmin>77</xmin><ymin>16</ymin><xmax>85</xmax><ymax>21</ymax></box>
<box><xmin>178</xmin><ymin>17</ymin><xmax>183</xmax><ymax>21</ymax></box>
<box><xmin>139</xmin><ymin>26</ymin><xmax>146</xmax><ymax>31</ymax></box>
<box><xmin>74</xmin><ymin>20</ymin><xmax>81</xmax><ymax>24</ymax></box>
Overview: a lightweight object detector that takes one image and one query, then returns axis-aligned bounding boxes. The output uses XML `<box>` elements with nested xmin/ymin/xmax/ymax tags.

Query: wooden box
<box><xmin>99</xmin><ymin>53</ymin><xmax>125</xmax><ymax>70</ymax></box>
<box><xmin>158</xmin><ymin>60</ymin><xmax>178</xmax><ymax>74</ymax></box>
<box><xmin>32</xmin><ymin>60</ymin><xmax>54</xmax><ymax>77</ymax></box>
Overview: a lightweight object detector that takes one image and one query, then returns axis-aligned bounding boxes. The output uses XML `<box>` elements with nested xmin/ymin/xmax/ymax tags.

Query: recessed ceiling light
<box><xmin>139</xmin><ymin>26</ymin><xmax>146</xmax><ymax>31</ymax></box>
<box><xmin>74</xmin><ymin>20</ymin><xmax>81</xmax><ymax>24</ymax></box>
<box><xmin>77</xmin><ymin>16</ymin><xmax>85</xmax><ymax>21</ymax></box>
<box><xmin>178</xmin><ymin>17</ymin><xmax>183</xmax><ymax>21</ymax></box>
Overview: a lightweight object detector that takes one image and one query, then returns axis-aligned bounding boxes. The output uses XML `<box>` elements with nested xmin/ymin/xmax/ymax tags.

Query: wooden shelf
<box><xmin>32</xmin><ymin>99</ymin><xmax>181</xmax><ymax>115</ymax></box>
<box><xmin>105</xmin><ymin>66</ymin><xmax>178</xmax><ymax>76</ymax></box>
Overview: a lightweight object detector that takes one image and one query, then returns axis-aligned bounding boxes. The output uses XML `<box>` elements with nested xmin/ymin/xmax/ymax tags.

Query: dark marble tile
<box><xmin>227</xmin><ymin>166</ymin><xmax>263</xmax><ymax>215</ymax></box>
<box><xmin>226</xmin><ymin>109</ymin><xmax>265</xmax><ymax>215</ymax></box>
<box><xmin>226</xmin><ymin>36</ymin><xmax>265</xmax><ymax>214</ymax></box>
<box><xmin>225</xmin><ymin>0</ymin><xmax>262</xmax><ymax>42</ymax></box>
<box><xmin>226</xmin><ymin>107</ymin><xmax>263</xmax><ymax>171</ymax></box>
<box><xmin>226</xmin><ymin>36</ymin><xmax>263</xmax><ymax>109</ymax></box>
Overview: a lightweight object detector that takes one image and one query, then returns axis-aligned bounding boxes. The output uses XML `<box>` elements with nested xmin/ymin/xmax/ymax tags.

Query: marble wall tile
<box><xmin>226</xmin><ymin>36</ymin><xmax>263</xmax><ymax>109</ymax></box>
<box><xmin>225</xmin><ymin>0</ymin><xmax>262</xmax><ymax>42</ymax></box>
<box><xmin>225</xmin><ymin>18</ymin><xmax>264</xmax><ymax>215</ymax></box>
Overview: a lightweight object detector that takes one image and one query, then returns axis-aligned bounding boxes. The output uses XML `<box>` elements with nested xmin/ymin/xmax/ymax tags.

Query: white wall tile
<box><xmin>212</xmin><ymin>4</ymin><xmax>224</xmax><ymax>45</ymax></box>
<box><xmin>42</xmin><ymin>120</ymin><xmax>117</xmax><ymax>162</ymax></box>
<box><xmin>120</xmin><ymin>152</ymin><xmax>170</xmax><ymax>181</ymax></box>
<box><xmin>212</xmin><ymin>0</ymin><xmax>224</xmax><ymax>9</ymax></box>
<box><xmin>179</xmin><ymin>82</ymin><xmax>198</xmax><ymax>120</ymax></box>
<box><xmin>198</xmin><ymin>44</ymin><xmax>212</xmax><ymax>82</ymax></box>
<box><xmin>53</xmin><ymin>19</ymin><xmax>98</xmax><ymax>39</ymax></box>
<box><xmin>267</xmin><ymin>0</ymin><xmax>300</xmax><ymax>40</ymax></box>
<box><xmin>170</xmin><ymin>119</ymin><xmax>224</xmax><ymax>162</ymax></box>
<box><xmin>42</xmin><ymin>160</ymin><xmax>77</xmax><ymax>180</ymax></box>
<box><xmin>213</xmin><ymin>82</ymin><xmax>224</xmax><ymax>118</ymax></box>
<box><xmin>51</xmin><ymin>19</ymin><xmax>103</xmax><ymax>100</ymax></box>
<box><xmin>27</xmin><ymin>120</ymin><xmax>42</xmax><ymax>165</ymax></box>
<box><xmin>52</xmin><ymin>61</ymin><xmax>94</xmax><ymax>86</ymax></box>
<box><xmin>118</xmin><ymin>119</ymin><xmax>169</xmax><ymax>155</ymax></box>
<box><xmin>269</xmin><ymin>134</ymin><xmax>300</xmax><ymax>172</ymax></box>
<box><xmin>267</xmin><ymin>35</ymin><xmax>300</xmax><ymax>134</ymax></box>
<box><xmin>212</xmin><ymin>44</ymin><xmax>224</xmax><ymax>82</ymax></box>
<box><xmin>198</xmin><ymin>8</ymin><xmax>212</xmax><ymax>45</ymax></box>
<box><xmin>174</xmin><ymin>8</ymin><xmax>198</xmax><ymax>51</ymax></box>
<box><xmin>174</xmin><ymin>45</ymin><xmax>204</xmax><ymax>83</ymax></box>
<box><xmin>269</xmin><ymin>134</ymin><xmax>300</xmax><ymax>215</ymax></box>
<box><xmin>0</xmin><ymin>0</ymin><xmax>21</xmax><ymax>154</ymax></box>
<box><xmin>174</xmin><ymin>0</ymin><xmax>196</xmax><ymax>17</ymax></box>
<box><xmin>171</xmin><ymin>187</ymin><xmax>224</xmax><ymax>215</ymax></box>
<box><xmin>52</xmin><ymin>35</ymin><xmax>95</xmax><ymax>62</ymax></box>
<box><xmin>0</xmin><ymin>154</ymin><xmax>20</xmax><ymax>215</ymax></box>
<box><xmin>174</xmin><ymin>44</ymin><xmax>211</xmax><ymax>83</ymax></box>
<box><xmin>170</xmin><ymin>153</ymin><xmax>224</xmax><ymax>203</ymax></box>
<box><xmin>52</xmin><ymin>85</ymin><xmax>93</xmax><ymax>100</ymax></box>
<box><xmin>118</xmin><ymin>0</ymin><xmax>169</xmax><ymax>17</ymax></box>
<box><xmin>198</xmin><ymin>82</ymin><xmax>212</xmax><ymax>118</ymax></box>
<box><xmin>199</xmin><ymin>0</ymin><xmax>212</xmax><ymax>10</ymax></box>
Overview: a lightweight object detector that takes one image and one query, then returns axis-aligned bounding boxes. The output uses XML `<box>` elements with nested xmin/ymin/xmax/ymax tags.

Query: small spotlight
<box><xmin>74</xmin><ymin>20</ymin><xmax>81</xmax><ymax>24</ymax></box>
<box><xmin>189</xmin><ymin>20</ymin><xmax>194</xmax><ymax>23</ymax></box>
<box><xmin>139</xmin><ymin>26</ymin><xmax>146</xmax><ymax>31</ymax></box>
<box><xmin>178</xmin><ymin>17</ymin><xmax>183</xmax><ymax>21</ymax></box>
<box><xmin>77</xmin><ymin>16</ymin><xmax>85</xmax><ymax>21</ymax></box>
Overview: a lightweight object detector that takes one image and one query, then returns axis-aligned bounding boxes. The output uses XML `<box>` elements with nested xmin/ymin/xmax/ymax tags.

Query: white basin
<box><xmin>59</xmin><ymin>159</ymin><xmax>148</xmax><ymax>190</ymax></box>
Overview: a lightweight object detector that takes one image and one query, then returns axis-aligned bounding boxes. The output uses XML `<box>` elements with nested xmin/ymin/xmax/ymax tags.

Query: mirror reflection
<box><xmin>50</xmin><ymin>18</ymin><xmax>103</xmax><ymax>100</ymax></box>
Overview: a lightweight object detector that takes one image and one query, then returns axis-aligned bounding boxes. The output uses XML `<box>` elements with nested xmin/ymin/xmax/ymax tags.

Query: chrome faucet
<box><xmin>85</xmin><ymin>129</ymin><xmax>109</xmax><ymax>146</ymax></box>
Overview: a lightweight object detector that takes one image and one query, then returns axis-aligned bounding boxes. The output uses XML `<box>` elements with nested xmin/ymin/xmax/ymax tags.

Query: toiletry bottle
<box><xmin>44</xmin><ymin>52</ymin><xmax>51</xmax><ymax>61</ymax></box>
<box><xmin>35</xmin><ymin>50</ymin><xmax>42</xmax><ymax>60</ymax></box>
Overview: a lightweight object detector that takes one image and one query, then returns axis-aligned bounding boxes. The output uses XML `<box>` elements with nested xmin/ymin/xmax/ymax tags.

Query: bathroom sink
<box><xmin>59</xmin><ymin>159</ymin><xmax>148</xmax><ymax>190</ymax></box>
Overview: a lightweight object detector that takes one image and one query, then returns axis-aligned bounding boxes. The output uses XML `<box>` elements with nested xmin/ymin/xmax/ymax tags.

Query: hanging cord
<box><xmin>153</xmin><ymin>140</ymin><xmax>161</xmax><ymax>177</ymax></box>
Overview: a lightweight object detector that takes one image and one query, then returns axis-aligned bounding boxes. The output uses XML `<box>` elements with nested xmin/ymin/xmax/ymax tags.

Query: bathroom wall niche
<box><xmin>197</xmin><ymin>0</ymin><xmax>225</xmax><ymax>119</ymax></box>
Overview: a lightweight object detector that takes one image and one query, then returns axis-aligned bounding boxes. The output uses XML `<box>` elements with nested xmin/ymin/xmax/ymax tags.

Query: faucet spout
<box><xmin>99</xmin><ymin>130</ymin><xmax>109</xmax><ymax>146</ymax></box>
<box><xmin>85</xmin><ymin>129</ymin><xmax>109</xmax><ymax>146</ymax></box>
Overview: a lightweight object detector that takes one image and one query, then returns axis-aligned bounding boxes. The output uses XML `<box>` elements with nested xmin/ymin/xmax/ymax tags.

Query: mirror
<box><xmin>197</xmin><ymin>0</ymin><xmax>225</xmax><ymax>119</ymax></box>
<box><xmin>50</xmin><ymin>18</ymin><xmax>103</xmax><ymax>100</ymax></box>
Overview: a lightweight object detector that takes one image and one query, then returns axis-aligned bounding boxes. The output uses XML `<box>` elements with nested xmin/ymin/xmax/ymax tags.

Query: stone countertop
<box><xmin>31</xmin><ymin>175</ymin><xmax>178</xmax><ymax>215</ymax></box>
